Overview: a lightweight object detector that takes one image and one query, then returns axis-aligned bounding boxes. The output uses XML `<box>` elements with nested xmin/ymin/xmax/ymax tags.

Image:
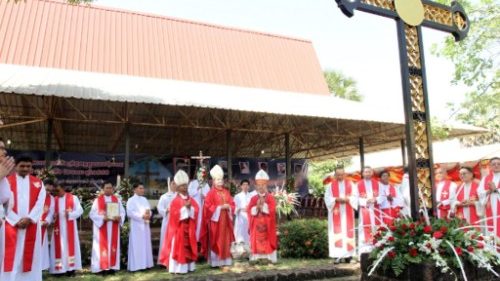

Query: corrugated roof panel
<box><xmin>0</xmin><ymin>0</ymin><xmax>329</xmax><ymax>95</ymax></box>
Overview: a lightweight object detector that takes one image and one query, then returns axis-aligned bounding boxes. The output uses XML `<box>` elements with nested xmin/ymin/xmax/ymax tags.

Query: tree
<box><xmin>433</xmin><ymin>0</ymin><xmax>499</xmax><ymax>145</ymax></box>
<box><xmin>323</xmin><ymin>70</ymin><xmax>363</xmax><ymax>101</ymax></box>
<box><xmin>307</xmin><ymin>159</ymin><xmax>351</xmax><ymax>198</ymax></box>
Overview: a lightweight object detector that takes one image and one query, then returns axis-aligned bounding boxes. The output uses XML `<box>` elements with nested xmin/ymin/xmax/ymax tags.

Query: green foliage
<box><xmin>430</xmin><ymin>117</ymin><xmax>451</xmax><ymax>140</ymax></box>
<box><xmin>116</xmin><ymin>178</ymin><xmax>135</xmax><ymax>203</ymax></box>
<box><xmin>323</xmin><ymin>70</ymin><xmax>363</xmax><ymax>101</ymax></box>
<box><xmin>229</xmin><ymin>181</ymin><xmax>238</xmax><ymax>196</ymax></box>
<box><xmin>433</xmin><ymin>0</ymin><xmax>500</xmax><ymax>145</ymax></box>
<box><xmin>279</xmin><ymin>219</ymin><xmax>328</xmax><ymax>259</ymax></box>
<box><xmin>307</xmin><ymin>159</ymin><xmax>351</xmax><ymax>198</ymax></box>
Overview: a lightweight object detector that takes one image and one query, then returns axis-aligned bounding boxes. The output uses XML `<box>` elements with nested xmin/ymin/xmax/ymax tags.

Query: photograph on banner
<box><xmin>294</xmin><ymin>163</ymin><xmax>303</xmax><ymax>175</ymax></box>
<box><xmin>173</xmin><ymin>157</ymin><xmax>191</xmax><ymax>175</ymax></box>
<box><xmin>258</xmin><ymin>161</ymin><xmax>268</xmax><ymax>172</ymax></box>
<box><xmin>239</xmin><ymin>161</ymin><xmax>250</xmax><ymax>174</ymax></box>
<box><xmin>276</xmin><ymin>162</ymin><xmax>286</xmax><ymax>176</ymax></box>
<box><xmin>218</xmin><ymin>160</ymin><xmax>228</xmax><ymax>173</ymax></box>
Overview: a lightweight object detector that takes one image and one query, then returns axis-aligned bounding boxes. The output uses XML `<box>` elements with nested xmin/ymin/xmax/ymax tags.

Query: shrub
<box><xmin>279</xmin><ymin>219</ymin><xmax>328</xmax><ymax>259</ymax></box>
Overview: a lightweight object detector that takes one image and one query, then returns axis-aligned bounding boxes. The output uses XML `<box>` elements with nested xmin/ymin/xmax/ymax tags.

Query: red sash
<box><xmin>483</xmin><ymin>173</ymin><xmax>500</xmax><ymax>239</ymax></box>
<box><xmin>455</xmin><ymin>182</ymin><xmax>479</xmax><ymax>226</ymax></box>
<box><xmin>382</xmin><ymin>185</ymin><xmax>401</xmax><ymax>225</ymax></box>
<box><xmin>437</xmin><ymin>180</ymin><xmax>452</xmax><ymax>219</ymax></box>
<box><xmin>331</xmin><ymin>180</ymin><xmax>354</xmax><ymax>251</ymax></box>
<box><xmin>358</xmin><ymin>179</ymin><xmax>380</xmax><ymax>244</ymax></box>
<box><xmin>3</xmin><ymin>175</ymin><xmax>43</xmax><ymax>273</ymax></box>
<box><xmin>97</xmin><ymin>195</ymin><xmax>120</xmax><ymax>270</ymax></box>
<box><xmin>41</xmin><ymin>195</ymin><xmax>52</xmax><ymax>244</ymax></box>
<box><xmin>53</xmin><ymin>193</ymin><xmax>76</xmax><ymax>270</ymax></box>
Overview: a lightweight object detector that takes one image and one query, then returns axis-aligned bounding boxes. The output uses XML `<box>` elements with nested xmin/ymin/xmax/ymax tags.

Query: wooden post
<box><xmin>401</xmin><ymin>139</ymin><xmax>407</xmax><ymax>167</ymax></box>
<box><xmin>359</xmin><ymin>137</ymin><xmax>365</xmax><ymax>171</ymax></box>
<box><xmin>45</xmin><ymin>118</ymin><xmax>53</xmax><ymax>168</ymax></box>
<box><xmin>285</xmin><ymin>133</ymin><xmax>291</xmax><ymax>178</ymax></box>
<box><xmin>124</xmin><ymin>123</ymin><xmax>130</xmax><ymax>178</ymax></box>
<box><xmin>226</xmin><ymin>130</ymin><xmax>232</xmax><ymax>183</ymax></box>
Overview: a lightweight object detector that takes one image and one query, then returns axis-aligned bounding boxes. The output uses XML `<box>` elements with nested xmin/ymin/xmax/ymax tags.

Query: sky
<box><xmin>95</xmin><ymin>0</ymin><xmax>468</xmax><ymax>121</ymax></box>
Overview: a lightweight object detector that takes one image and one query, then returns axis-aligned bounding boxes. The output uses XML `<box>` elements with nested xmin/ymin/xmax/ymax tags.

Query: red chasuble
<box><xmin>483</xmin><ymin>172</ymin><xmax>500</xmax><ymax>241</ymax></box>
<box><xmin>436</xmin><ymin>180</ymin><xmax>452</xmax><ymax>219</ymax></box>
<box><xmin>382</xmin><ymin>184</ymin><xmax>401</xmax><ymax>225</ymax></box>
<box><xmin>53</xmin><ymin>193</ymin><xmax>77</xmax><ymax>270</ymax></box>
<box><xmin>97</xmin><ymin>195</ymin><xmax>120</xmax><ymax>270</ymax></box>
<box><xmin>331</xmin><ymin>180</ymin><xmax>355</xmax><ymax>251</ymax></box>
<box><xmin>158</xmin><ymin>194</ymin><xmax>199</xmax><ymax>267</ymax></box>
<box><xmin>3</xmin><ymin>174</ymin><xmax>43</xmax><ymax>273</ymax></box>
<box><xmin>199</xmin><ymin>186</ymin><xmax>235</xmax><ymax>259</ymax></box>
<box><xmin>41</xmin><ymin>194</ymin><xmax>52</xmax><ymax>244</ymax></box>
<box><xmin>247</xmin><ymin>193</ymin><xmax>277</xmax><ymax>255</ymax></box>
<box><xmin>357</xmin><ymin>179</ymin><xmax>380</xmax><ymax>244</ymax></box>
<box><xmin>455</xmin><ymin>181</ymin><xmax>480</xmax><ymax>227</ymax></box>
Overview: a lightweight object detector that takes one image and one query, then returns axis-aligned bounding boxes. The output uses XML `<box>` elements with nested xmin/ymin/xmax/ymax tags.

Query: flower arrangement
<box><xmin>36</xmin><ymin>166</ymin><xmax>56</xmax><ymax>182</ymax></box>
<box><xmin>273</xmin><ymin>184</ymin><xmax>300</xmax><ymax>219</ymax></box>
<box><xmin>369</xmin><ymin>217</ymin><xmax>500</xmax><ymax>279</ymax></box>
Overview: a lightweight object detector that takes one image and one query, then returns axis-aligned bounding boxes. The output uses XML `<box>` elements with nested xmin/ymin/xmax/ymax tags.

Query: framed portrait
<box><xmin>258</xmin><ymin>161</ymin><xmax>268</xmax><ymax>172</ymax></box>
<box><xmin>239</xmin><ymin>161</ymin><xmax>250</xmax><ymax>174</ymax></box>
<box><xmin>218</xmin><ymin>160</ymin><xmax>228</xmax><ymax>172</ymax></box>
<box><xmin>105</xmin><ymin>202</ymin><xmax>120</xmax><ymax>219</ymax></box>
<box><xmin>173</xmin><ymin>157</ymin><xmax>191</xmax><ymax>175</ymax></box>
<box><xmin>294</xmin><ymin>163</ymin><xmax>303</xmax><ymax>175</ymax></box>
<box><xmin>277</xmin><ymin>162</ymin><xmax>286</xmax><ymax>176</ymax></box>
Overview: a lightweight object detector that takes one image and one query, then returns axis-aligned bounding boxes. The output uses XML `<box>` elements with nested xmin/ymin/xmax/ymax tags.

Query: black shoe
<box><xmin>66</xmin><ymin>271</ymin><xmax>76</xmax><ymax>277</ymax></box>
<box><xmin>344</xmin><ymin>257</ymin><xmax>352</xmax><ymax>264</ymax></box>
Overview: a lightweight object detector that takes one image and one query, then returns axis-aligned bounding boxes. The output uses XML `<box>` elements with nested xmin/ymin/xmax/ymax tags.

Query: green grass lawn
<box><xmin>43</xmin><ymin>259</ymin><xmax>335</xmax><ymax>281</ymax></box>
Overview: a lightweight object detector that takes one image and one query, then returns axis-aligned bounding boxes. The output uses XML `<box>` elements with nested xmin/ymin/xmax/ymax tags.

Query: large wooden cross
<box><xmin>334</xmin><ymin>0</ymin><xmax>469</xmax><ymax>218</ymax></box>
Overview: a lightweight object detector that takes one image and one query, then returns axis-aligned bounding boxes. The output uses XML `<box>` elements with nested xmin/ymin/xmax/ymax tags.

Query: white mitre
<box><xmin>255</xmin><ymin>169</ymin><xmax>270</xmax><ymax>181</ymax></box>
<box><xmin>174</xmin><ymin>170</ymin><xmax>189</xmax><ymax>186</ymax></box>
<box><xmin>210</xmin><ymin>165</ymin><xmax>224</xmax><ymax>180</ymax></box>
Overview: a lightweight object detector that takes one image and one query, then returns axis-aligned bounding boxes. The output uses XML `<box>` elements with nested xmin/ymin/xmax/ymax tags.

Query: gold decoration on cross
<box><xmin>394</xmin><ymin>0</ymin><xmax>424</xmax><ymax>26</ymax></box>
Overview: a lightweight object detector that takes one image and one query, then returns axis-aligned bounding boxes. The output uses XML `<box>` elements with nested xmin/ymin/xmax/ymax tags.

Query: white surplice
<box><xmin>378</xmin><ymin>183</ymin><xmax>405</xmax><ymax>215</ymax></box>
<box><xmin>41</xmin><ymin>195</ymin><xmax>54</xmax><ymax>271</ymax></box>
<box><xmin>49</xmin><ymin>194</ymin><xmax>83</xmax><ymax>274</ymax></box>
<box><xmin>356</xmin><ymin>179</ymin><xmax>382</xmax><ymax>255</ymax></box>
<box><xmin>324</xmin><ymin>180</ymin><xmax>358</xmax><ymax>258</ymax></box>
<box><xmin>187</xmin><ymin>180</ymin><xmax>210</xmax><ymax>240</ymax></box>
<box><xmin>478</xmin><ymin>173</ymin><xmax>500</xmax><ymax>240</ymax></box>
<box><xmin>436</xmin><ymin>180</ymin><xmax>457</xmax><ymax>219</ymax></box>
<box><xmin>89</xmin><ymin>195</ymin><xmax>125</xmax><ymax>273</ymax></box>
<box><xmin>0</xmin><ymin>175</ymin><xmax>46</xmax><ymax>281</ymax></box>
<box><xmin>157</xmin><ymin>191</ymin><xmax>176</xmax><ymax>263</ymax></box>
<box><xmin>0</xmin><ymin>177</ymin><xmax>9</xmax><ymax>273</ymax></box>
<box><xmin>233</xmin><ymin>190</ymin><xmax>256</xmax><ymax>244</ymax></box>
<box><xmin>126</xmin><ymin>195</ymin><xmax>154</xmax><ymax>272</ymax></box>
<box><xmin>399</xmin><ymin>173</ymin><xmax>412</xmax><ymax>217</ymax></box>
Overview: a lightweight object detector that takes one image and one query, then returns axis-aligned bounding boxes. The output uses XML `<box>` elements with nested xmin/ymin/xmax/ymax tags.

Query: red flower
<box><xmin>433</xmin><ymin>231</ymin><xmax>444</xmax><ymax>239</ymax></box>
<box><xmin>400</xmin><ymin>231</ymin><xmax>406</xmax><ymax>237</ymax></box>
<box><xmin>409</xmin><ymin>248</ymin><xmax>418</xmax><ymax>257</ymax></box>
<box><xmin>440</xmin><ymin>226</ymin><xmax>448</xmax><ymax>233</ymax></box>
<box><xmin>387</xmin><ymin>251</ymin><xmax>397</xmax><ymax>259</ymax></box>
<box><xmin>423</xmin><ymin>225</ymin><xmax>432</xmax><ymax>234</ymax></box>
<box><xmin>409</xmin><ymin>223</ymin><xmax>416</xmax><ymax>230</ymax></box>
<box><xmin>471</xmin><ymin>234</ymin><xmax>476</xmax><ymax>240</ymax></box>
<box><xmin>388</xmin><ymin>236</ymin><xmax>395</xmax><ymax>242</ymax></box>
<box><xmin>402</xmin><ymin>224</ymin><xmax>408</xmax><ymax>230</ymax></box>
<box><xmin>390</xmin><ymin>225</ymin><xmax>397</xmax><ymax>232</ymax></box>
<box><xmin>478</xmin><ymin>236</ymin><xmax>484</xmax><ymax>241</ymax></box>
<box><xmin>467</xmin><ymin>246</ymin><xmax>474</xmax><ymax>253</ymax></box>
<box><xmin>426</xmin><ymin>243</ymin><xmax>432</xmax><ymax>249</ymax></box>
<box><xmin>455</xmin><ymin>247</ymin><xmax>463</xmax><ymax>256</ymax></box>
<box><xmin>410</xmin><ymin>231</ymin><xmax>416</xmax><ymax>237</ymax></box>
<box><xmin>477</xmin><ymin>243</ymin><xmax>484</xmax><ymax>249</ymax></box>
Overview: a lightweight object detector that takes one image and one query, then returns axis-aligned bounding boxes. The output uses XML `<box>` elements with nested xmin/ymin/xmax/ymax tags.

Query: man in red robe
<box><xmin>452</xmin><ymin>167</ymin><xmax>480</xmax><ymax>228</ymax></box>
<box><xmin>479</xmin><ymin>157</ymin><xmax>500</xmax><ymax>251</ymax></box>
<box><xmin>247</xmin><ymin>169</ymin><xmax>277</xmax><ymax>263</ymax></box>
<box><xmin>158</xmin><ymin>170</ymin><xmax>199</xmax><ymax>274</ymax></box>
<box><xmin>200</xmin><ymin>165</ymin><xmax>235</xmax><ymax>268</ymax></box>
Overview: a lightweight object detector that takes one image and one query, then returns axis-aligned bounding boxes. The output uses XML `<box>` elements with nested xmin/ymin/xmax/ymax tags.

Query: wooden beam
<box><xmin>0</xmin><ymin>118</ymin><xmax>47</xmax><ymax>130</ymax></box>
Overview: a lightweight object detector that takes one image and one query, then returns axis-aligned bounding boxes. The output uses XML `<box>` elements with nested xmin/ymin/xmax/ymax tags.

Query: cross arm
<box><xmin>335</xmin><ymin>0</ymin><xmax>469</xmax><ymax>41</ymax></box>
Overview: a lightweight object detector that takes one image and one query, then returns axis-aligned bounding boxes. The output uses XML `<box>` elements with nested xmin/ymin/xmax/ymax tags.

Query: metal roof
<box><xmin>0</xmin><ymin>0</ymin><xmax>329</xmax><ymax>95</ymax></box>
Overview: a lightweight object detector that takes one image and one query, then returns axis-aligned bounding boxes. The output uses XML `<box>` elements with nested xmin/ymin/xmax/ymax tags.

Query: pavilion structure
<box><xmin>0</xmin><ymin>0</ymin><xmax>483</xmax><ymax>181</ymax></box>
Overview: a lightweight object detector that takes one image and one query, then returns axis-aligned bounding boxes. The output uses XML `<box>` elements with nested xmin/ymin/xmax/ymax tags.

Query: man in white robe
<box><xmin>478</xmin><ymin>157</ymin><xmax>500</xmax><ymax>248</ymax></box>
<box><xmin>188</xmin><ymin>167</ymin><xmax>210</xmax><ymax>241</ymax></box>
<box><xmin>0</xmin><ymin>140</ymin><xmax>14</xmax><ymax>273</ymax></box>
<box><xmin>378</xmin><ymin>170</ymin><xmax>405</xmax><ymax>225</ymax></box>
<box><xmin>40</xmin><ymin>180</ymin><xmax>55</xmax><ymax>271</ymax></box>
<box><xmin>49</xmin><ymin>183</ymin><xmax>83</xmax><ymax>276</ymax></box>
<box><xmin>126</xmin><ymin>183</ymin><xmax>154</xmax><ymax>272</ymax></box>
<box><xmin>233</xmin><ymin>179</ymin><xmax>256</xmax><ymax>247</ymax></box>
<box><xmin>157</xmin><ymin>181</ymin><xmax>177</xmax><ymax>264</ymax></box>
<box><xmin>356</xmin><ymin>166</ymin><xmax>382</xmax><ymax>254</ymax></box>
<box><xmin>324</xmin><ymin>167</ymin><xmax>357</xmax><ymax>262</ymax></box>
<box><xmin>435</xmin><ymin>167</ymin><xmax>457</xmax><ymax>219</ymax></box>
<box><xmin>0</xmin><ymin>155</ymin><xmax>46</xmax><ymax>281</ymax></box>
<box><xmin>399</xmin><ymin>167</ymin><xmax>412</xmax><ymax>217</ymax></box>
<box><xmin>89</xmin><ymin>182</ymin><xmax>126</xmax><ymax>274</ymax></box>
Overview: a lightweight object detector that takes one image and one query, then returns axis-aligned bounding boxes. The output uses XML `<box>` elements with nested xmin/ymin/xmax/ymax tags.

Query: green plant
<box><xmin>279</xmin><ymin>219</ymin><xmax>328</xmax><ymax>259</ymax></box>
<box><xmin>308</xmin><ymin>173</ymin><xmax>326</xmax><ymax>198</ymax></box>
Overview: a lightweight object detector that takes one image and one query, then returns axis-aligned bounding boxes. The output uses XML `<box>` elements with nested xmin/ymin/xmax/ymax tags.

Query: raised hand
<box><xmin>0</xmin><ymin>156</ymin><xmax>14</xmax><ymax>179</ymax></box>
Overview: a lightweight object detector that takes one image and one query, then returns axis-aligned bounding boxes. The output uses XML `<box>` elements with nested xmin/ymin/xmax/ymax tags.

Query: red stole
<box><xmin>331</xmin><ymin>180</ymin><xmax>354</xmax><ymax>251</ymax></box>
<box><xmin>358</xmin><ymin>179</ymin><xmax>380</xmax><ymax>244</ymax></box>
<box><xmin>53</xmin><ymin>193</ymin><xmax>76</xmax><ymax>270</ymax></box>
<box><xmin>247</xmin><ymin>193</ymin><xmax>277</xmax><ymax>255</ymax></box>
<box><xmin>199</xmin><ymin>186</ymin><xmax>235</xmax><ymax>259</ymax></box>
<box><xmin>158</xmin><ymin>195</ymin><xmax>199</xmax><ymax>267</ymax></box>
<box><xmin>382</xmin><ymin>184</ymin><xmax>401</xmax><ymax>225</ymax></box>
<box><xmin>455</xmin><ymin>182</ymin><xmax>479</xmax><ymax>226</ymax></box>
<box><xmin>41</xmin><ymin>195</ymin><xmax>52</xmax><ymax>244</ymax></box>
<box><xmin>483</xmin><ymin>173</ymin><xmax>500</xmax><ymax>239</ymax></box>
<box><xmin>3</xmin><ymin>174</ymin><xmax>43</xmax><ymax>273</ymax></box>
<box><xmin>437</xmin><ymin>180</ymin><xmax>452</xmax><ymax>219</ymax></box>
<box><xmin>97</xmin><ymin>195</ymin><xmax>120</xmax><ymax>270</ymax></box>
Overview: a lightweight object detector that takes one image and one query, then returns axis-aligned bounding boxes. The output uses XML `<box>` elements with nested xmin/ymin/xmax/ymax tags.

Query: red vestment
<box><xmin>483</xmin><ymin>172</ymin><xmax>500</xmax><ymax>241</ymax></box>
<box><xmin>199</xmin><ymin>186</ymin><xmax>235</xmax><ymax>259</ymax></box>
<box><xmin>158</xmin><ymin>194</ymin><xmax>199</xmax><ymax>267</ymax></box>
<box><xmin>247</xmin><ymin>193</ymin><xmax>277</xmax><ymax>255</ymax></box>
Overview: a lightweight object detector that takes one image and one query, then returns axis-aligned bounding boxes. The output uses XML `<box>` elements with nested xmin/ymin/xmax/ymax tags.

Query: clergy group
<box><xmin>324</xmin><ymin>158</ymin><xmax>500</xmax><ymax>262</ymax></box>
<box><xmin>0</xmin><ymin>153</ymin><xmax>278</xmax><ymax>281</ymax></box>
